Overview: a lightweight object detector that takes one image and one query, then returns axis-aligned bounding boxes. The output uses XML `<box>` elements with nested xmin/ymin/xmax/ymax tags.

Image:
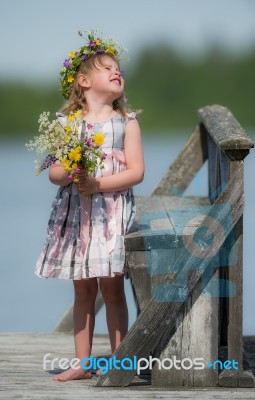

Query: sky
<box><xmin>1</xmin><ymin>0</ymin><xmax>255</xmax><ymax>82</ymax></box>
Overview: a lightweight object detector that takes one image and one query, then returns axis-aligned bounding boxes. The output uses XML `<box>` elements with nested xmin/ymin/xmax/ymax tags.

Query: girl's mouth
<box><xmin>110</xmin><ymin>78</ymin><xmax>121</xmax><ymax>85</ymax></box>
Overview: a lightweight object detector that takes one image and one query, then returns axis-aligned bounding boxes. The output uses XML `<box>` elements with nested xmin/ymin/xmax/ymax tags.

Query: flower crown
<box><xmin>59</xmin><ymin>29</ymin><xmax>127</xmax><ymax>99</ymax></box>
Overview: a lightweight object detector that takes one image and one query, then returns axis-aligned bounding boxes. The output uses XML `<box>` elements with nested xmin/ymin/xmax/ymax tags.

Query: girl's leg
<box><xmin>99</xmin><ymin>275</ymin><xmax>128</xmax><ymax>353</ymax></box>
<box><xmin>53</xmin><ymin>278</ymin><xmax>98</xmax><ymax>381</ymax></box>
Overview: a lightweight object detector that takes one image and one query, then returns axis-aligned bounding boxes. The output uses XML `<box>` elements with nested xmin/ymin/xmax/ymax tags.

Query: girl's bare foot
<box><xmin>53</xmin><ymin>366</ymin><xmax>92</xmax><ymax>382</ymax></box>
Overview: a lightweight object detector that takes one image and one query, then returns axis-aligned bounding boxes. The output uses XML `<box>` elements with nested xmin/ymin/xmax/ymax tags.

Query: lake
<box><xmin>0</xmin><ymin>133</ymin><xmax>254</xmax><ymax>335</ymax></box>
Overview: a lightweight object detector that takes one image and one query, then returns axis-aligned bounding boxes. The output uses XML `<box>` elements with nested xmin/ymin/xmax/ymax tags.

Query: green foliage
<box><xmin>125</xmin><ymin>45</ymin><xmax>255</xmax><ymax>132</ymax></box>
<box><xmin>1</xmin><ymin>44</ymin><xmax>255</xmax><ymax>138</ymax></box>
<box><xmin>0</xmin><ymin>83</ymin><xmax>62</xmax><ymax>139</ymax></box>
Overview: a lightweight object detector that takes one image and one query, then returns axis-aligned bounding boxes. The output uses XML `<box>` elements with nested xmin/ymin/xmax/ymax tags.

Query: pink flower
<box><xmin>87</xmin><ymin>123</ymin><xmax>94</xmax><ymax>130</ymax></box>
<box><xmin>67</xmin><ymin>175</ymin><xmax>73</xmax><ymax>180</ymax></box>
<box><xmin>85</xmin><ymin>138</ymin><xmax>93</xmax><ymax>147</ymax></box>
<box><xmin>75</xmin><ymin>168</ymin><xmax>81</xmax><ymax>173</ymax></box>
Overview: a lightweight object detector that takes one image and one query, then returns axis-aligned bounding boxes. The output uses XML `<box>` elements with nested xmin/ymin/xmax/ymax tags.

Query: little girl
<box><xmin>35</xmin><ymin>30</ymin><xmax>144</xmax><ymax>381</ymax></box>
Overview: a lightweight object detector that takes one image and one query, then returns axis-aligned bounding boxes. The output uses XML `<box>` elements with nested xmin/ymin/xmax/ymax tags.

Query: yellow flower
<box><xmin>61</xmin><ymin>158</ymin><xmax>71</xmax><ymax>172</ymax></box>
<box><xmin>64</xmin><ymin>137</ymin><xmax>70</xmax><ymax>143</ymax></box>
<box><xmin>95</xmin><ymin>39</ymin><xmax>101</xmax><ymax>46</ymax></box>
<box><xmin>68</xmin><ymin>51</ymin><xmax>77</xmax><ymax>58</ymax></box>
<box><xmin>72</xmin><ymin>163</ymin><xmax>78</xmax><ymax>169</ymax></box>
<box><xmin>106</xmin><ymin>46</ymin><xmax>117</xmax><ymax>55</ymax></box>
<box><xmin>67</xmin><ymin>75</ymin><xmax>74</xmax><ymax>83</ymax></box>
<box><xmin>68</xmin><ymin>146</ymin><xmax>82</xmax><ymax>162</ymax></box>
<box><xmin>73</xmin><ymin>110</ymin><xmax>81</xmax><ymax>117</ymax></box>
<box><xmin>93</xmin><ymin>132</ymin><xmax>105</xmax><ymax>146</ymax></box>
<box><xmin>67</xmin><ymin>114</ymin><xmax>74</xmax><ymax>121</ymax></box>
<box><xmin>65</xmin><ymin>125</ymin><xmax>72</xmax><ymax>134</ymax></box>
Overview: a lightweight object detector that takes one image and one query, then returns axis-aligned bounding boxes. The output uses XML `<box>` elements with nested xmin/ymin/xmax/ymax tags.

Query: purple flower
<box><xmin>63</xmin><ymin>59</ymin><xmax>71</xmax><ymax>68</ymax></box>
<box><xmin>85</xmin><ymin>138</ymin><xmax>93</xmax><ymax>147</ymax></box>
<box><xmin>87</xmin><ymin>123</ymin><xmax>94</xmax><ymax>130</ymax></box>
<box><xmin>88</xmin><ymin>41</ymin><xmax>96</xmax><ymax>48</ymax></box>
<box><xmin>81</xmin><ymin>54</ymin><xmax>88</xmax><ymax>62</ymax></box>
<box><xmin>96</xmin><ymin>49</ymin><xmax>105</xmax><ymax>54</ymax></box>
<box><xmin>36</xmin><ymin>154</ymin><xmax>57</xmax><ymax>174</ymax></box>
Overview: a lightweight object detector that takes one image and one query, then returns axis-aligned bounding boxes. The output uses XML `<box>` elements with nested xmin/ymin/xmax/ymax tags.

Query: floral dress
<box><xmin>34</xmin><ymin>112</ymin><xmax>136</xmax><ymax>280</ymax></box>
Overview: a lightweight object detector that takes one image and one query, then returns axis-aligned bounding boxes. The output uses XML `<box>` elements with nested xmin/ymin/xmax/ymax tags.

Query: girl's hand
<box><xmin>49</xmin><ymin>163</ymin><xmax>72</xmax><ymax>187</ymax></box>
<box><xmin>76</xmin><ymin>171</ymin><xmax>99</xmax><ymax>195</ymax></box>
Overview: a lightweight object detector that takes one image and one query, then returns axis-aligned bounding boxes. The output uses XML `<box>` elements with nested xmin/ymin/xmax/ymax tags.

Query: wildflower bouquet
<box><xmin>26</xmin><ymin>110</ymin><xmax>106</xmax><ymax>183</ymax></box>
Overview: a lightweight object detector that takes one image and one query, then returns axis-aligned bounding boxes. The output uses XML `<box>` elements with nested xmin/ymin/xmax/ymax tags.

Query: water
<box><xmin>1</xmin><ymin>133</ymin><xmax>255</xmax><ymax>334</ymax></box>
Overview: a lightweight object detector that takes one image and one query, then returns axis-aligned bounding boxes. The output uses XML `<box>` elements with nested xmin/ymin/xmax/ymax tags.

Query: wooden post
<box><xmin>198</xmin><ymin>105</ymin><xmax>255</xmax><ymax>387</ymax></box>
<box><xmin>218</xmin><ymin>162</ymin><xmax>254</xmax><ymax>387</ymax></box>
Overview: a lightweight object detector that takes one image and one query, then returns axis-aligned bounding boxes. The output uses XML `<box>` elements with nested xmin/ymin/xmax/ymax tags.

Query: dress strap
<box><xmin>124</xmin><ymin>112</ymin><xmax>137</xmax><ymax>126</ymax></box>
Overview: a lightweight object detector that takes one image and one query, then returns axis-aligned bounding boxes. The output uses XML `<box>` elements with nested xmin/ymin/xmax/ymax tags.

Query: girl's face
<box><xmin>86</xmin><ymin>55</ymin><xmax>124</xmax><ymax>100</ymax></box>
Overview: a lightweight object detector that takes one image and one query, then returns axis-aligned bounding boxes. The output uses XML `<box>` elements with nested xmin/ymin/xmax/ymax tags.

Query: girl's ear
<box><xmin>77</xmin><ymin>74</ymin><xmax>91</xmax><ymax>89</ymax></box>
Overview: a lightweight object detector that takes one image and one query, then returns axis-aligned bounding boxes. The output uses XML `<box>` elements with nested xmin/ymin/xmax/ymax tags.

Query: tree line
<box><xmin>1</xmin><ymin>44</ymin><xmax>255</xmax><ymax>138</ymax></box>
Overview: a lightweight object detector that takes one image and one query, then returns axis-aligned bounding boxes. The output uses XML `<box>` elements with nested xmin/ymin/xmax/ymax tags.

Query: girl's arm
<box><xmin>48</xmin><ymin>164</ymin><xmax>71</xmax><ymax>186</ymax></box>
<box><xmin>78</xmin><ymin>118</ymin><xmax>144</xmax><ymax>194</ymax></box>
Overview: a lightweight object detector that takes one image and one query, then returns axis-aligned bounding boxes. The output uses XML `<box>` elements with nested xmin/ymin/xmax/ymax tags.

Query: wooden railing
<box><xmin>95</xmin><ymin>105</ymin><xmax>255</xmax><ymax>388</ymax></box>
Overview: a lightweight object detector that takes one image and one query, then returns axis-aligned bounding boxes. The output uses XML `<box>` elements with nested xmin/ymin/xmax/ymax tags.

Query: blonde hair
<box><xmin>61</xmin><ymin>53</ymin><xmax>129</xmax><ymax>117</ymax></box>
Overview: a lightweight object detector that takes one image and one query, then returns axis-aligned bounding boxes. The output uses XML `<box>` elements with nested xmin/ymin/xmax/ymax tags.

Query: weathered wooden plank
<box><xmin>207</xmin><ymin>132</ymin><xmax>230</xmax><ymax>202</ymax></box>
<box><xmin>219</xmin><ymin>149</ymin><xmax>230</xmax><ymax>191</ymax></box>
<box><xmin>152</xmin><ymin>126</ymin><xmax>207</xmax><ymax>196</ymax></box>
<box><xmin>228</xmin><ymin>218</ymin><xmax>243</xmax><ymax>364</ymax></box>
<box><xmin>131</xmin><ymin>195</ymin><xmax>210</xmax><ymax>221</ymax></box>
<box><xmin>151</xmin><ymin>268</ymin><xmax>218</xmax><ymax>387</ymax></box>
<box><xmin>207</xmin><ymin>133</ymin><xmax>220</xmax><ymax>202</ymax></box>
<box><xmin>218</xmin><ymin>161</ymin><xmax>255</xmax><ymax>388</ymax></box>
<box><xmin>126</xmin><ymin>196</ymin><xmax>211</xmax><ymax>252</ymax></box>
<box><xmin>126</xmin><ymin>251</ymin><xmax>152</xmax><ymax>312</ymax></box>
<box><xmin>207</xmin><ymin>132</ymin><xmax>231</xmax><ymax>349</ymax></box>
<box><xmin>96</xmin><ymin>163</ymin><xmax>244</xmax><ymax>387</ymax></box>
<box><xmin>227</xmin><ymin>162</ymin><xmax>244</xmax><ymax>368</ymax></box>
<box><xmin>198</xmin><ymin>105</ymin><xmax>254</xmax><ymax>160</ymax></box>
<box><xmin>206</xmin><ymin>135</ymin><xmax>231</xmax><ymax>344</ymax></box>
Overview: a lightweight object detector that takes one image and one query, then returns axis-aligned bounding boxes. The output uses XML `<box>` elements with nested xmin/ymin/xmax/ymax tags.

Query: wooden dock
<box><xmin>0</xmin><ymin>332</ymin><xmax>254</xmax><ymax>399</ymax></box>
